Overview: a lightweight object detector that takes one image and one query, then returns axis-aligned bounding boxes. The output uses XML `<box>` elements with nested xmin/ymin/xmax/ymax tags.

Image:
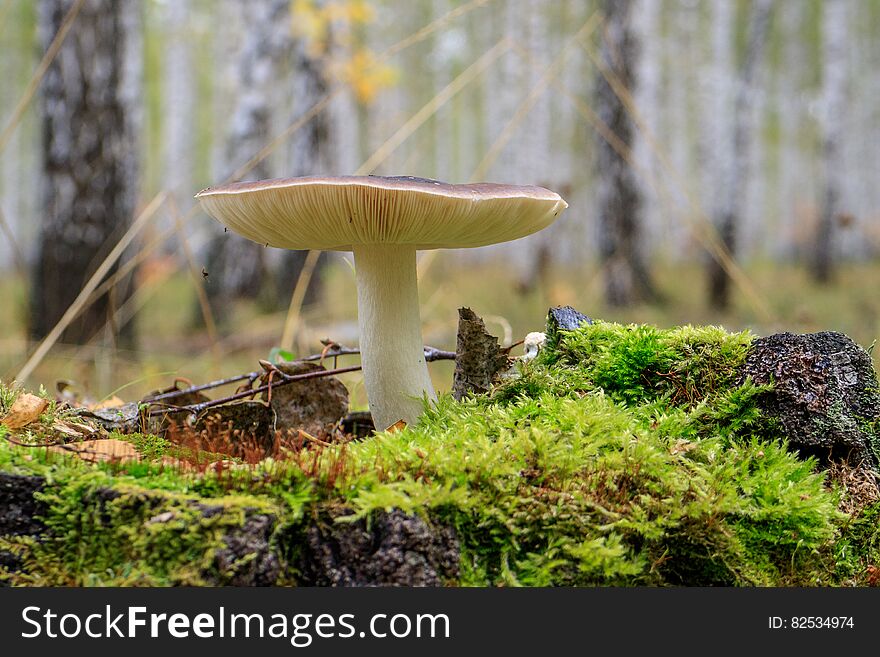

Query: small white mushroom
<box><xmin>196</xmin><ymin>175</ymin><xmax>567</xmax><ymax>430</ymax></box>
<box><xmin>521</xmin><ymin>332</ymin><xmax>547</xmax><ymax>361</ymax></box>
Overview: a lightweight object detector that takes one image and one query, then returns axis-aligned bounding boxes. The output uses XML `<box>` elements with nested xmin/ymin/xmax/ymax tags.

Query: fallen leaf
<box><xmin>386</xmin><ymin>419</ymin><xmax>407</xmax><ymax>433</ymax></box>
<box><xmin>1</xmin><ymin>393</ymin><xmax>49</xmax><ymax>429</ymax></box>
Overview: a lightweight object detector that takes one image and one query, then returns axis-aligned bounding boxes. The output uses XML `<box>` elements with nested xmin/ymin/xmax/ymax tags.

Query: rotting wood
<box><xmin>452</xmin><ymin>307</ymin><xmax>512</xmax><ymax>401</ymax></box>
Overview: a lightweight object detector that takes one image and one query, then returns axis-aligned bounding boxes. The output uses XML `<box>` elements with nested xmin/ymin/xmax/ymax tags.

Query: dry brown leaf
<box><xmin>48</xmin><ymin>438</ymin><xmax>141</xmax><ymax>463</ymax></box>
<box><xmin>1</xmin><ymin>393</ymin><xmax>49</xmax><ymax>429</ymax></box>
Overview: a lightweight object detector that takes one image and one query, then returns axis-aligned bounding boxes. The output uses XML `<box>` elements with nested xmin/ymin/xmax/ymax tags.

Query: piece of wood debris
<box><xmin>452</xmin><ymin>307</ymin><xmax>512</xmax><ymax>401</ymax></box>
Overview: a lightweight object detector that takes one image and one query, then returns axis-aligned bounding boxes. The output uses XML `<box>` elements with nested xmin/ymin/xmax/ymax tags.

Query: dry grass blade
<box><xmin>506</xmin><ymin>41</ymin><xmax>697</xmax><ymax>273</ymax></box>
<box><xmin>87</xmin><ymin>224</ymin><xmax>176</xmax><ymax>303</ymax></box>
<box><xmin>0</xmin><ymin>204</ymin><xmax>26</xmax><ymax>272</ymax></box>
<box><xmin>470</xmin><ymin>13</ymin><xmax>601</xmax><ymax>181</ymax></box>
<box><xmin>15</xmin><ymin>192</ymin><xmax>167</xmax><ymax>383</ymax></box>
<box><xmin>378</xmin><ymin>0</ymin><xmax>493</xmax><ymax>61</ymax></box>
<box><xmin>227</xmin><ymin>88</ymin><xmax>342</xmax><ymax>185</ymax></box>
<box><xmin>280</xmin><ymin>249</ymin><xmax>322</xmax><ymax>352</ymax></box>
<box><xmin>356</xmin><ymin>37</ymin><xmax>511</xmax><ymax>175</ymax></box>
<box><xmin>0</xmin><ymin>0</ymin><xmax>86</xmax><ymax>154</ymax></box>
<box><xmin>169</xmin><ymin>197</ymin><xmax>220</xmax><ymax>365</ymax></box>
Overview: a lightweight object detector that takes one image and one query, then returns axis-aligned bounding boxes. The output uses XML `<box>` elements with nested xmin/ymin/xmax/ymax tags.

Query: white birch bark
<box><xmin>707</xmin><ymin>0</ymin><xmax>773</xmax><ymax>308</ymax></box>
<box><xmin>811</xmin><ymin>0</ymin><xmax>848</xmax><ymax>281</ymax></box>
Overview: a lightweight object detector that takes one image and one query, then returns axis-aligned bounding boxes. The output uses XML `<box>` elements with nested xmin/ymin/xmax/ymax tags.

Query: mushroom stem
<box><xmin>353</xmin><ymin>243</ymin><xmax>436</xmax><ymax>430</ymax></box>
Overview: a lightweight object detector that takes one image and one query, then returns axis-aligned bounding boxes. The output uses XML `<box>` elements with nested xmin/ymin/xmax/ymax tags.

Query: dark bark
<box><xmin>452</xmin><ymin>307</ymin><xmax>511</xmax><ymax>401</ymax></box>
<box><xmin>30</xmin><ymin>0</ymin><xmax>141</xmax><ymax>345</ymax></box>
<box><xmin>595</xmin><ymin>0</ymin><xmax>658</xmax><ymax>307</ymax></box>
<box><xmin>738</xmin><ymin>331</ymin><xmax>880</xmax><ymax>467</ymax></box>
<box><xmin>297</xmin><ymin>509</ymin><xmax>460</xmax><ymax>587</ymax></box>
<box><xmin>0</xmin><ymin>472</ymin><xmax>457</xmax><ymax>586</ymax></box>
<box><xmin>706</xmin><ymin>0</ymin><xmax>774</xmax><ymax>309</ymax></box>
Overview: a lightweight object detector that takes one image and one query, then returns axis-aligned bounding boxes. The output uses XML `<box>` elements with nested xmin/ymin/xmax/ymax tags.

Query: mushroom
<box><xmin>195</xmin><ymin>175</ymin><xmax>567</xmax><ymax>430</ymax></box>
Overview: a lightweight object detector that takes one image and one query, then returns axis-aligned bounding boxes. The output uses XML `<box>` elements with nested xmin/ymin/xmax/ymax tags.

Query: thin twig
<box><xmin>148</xmin><ymin>364</ymin><xmax>363</xmax><ymax>417</ymax></box>
<box><xmin>298</xmin><ymin>429</ymin><xmax>333</xmax><ymax>448</ymax></box>
<box><xmin>141</xmin><ymin>344</ymin><xmax>455</xmax><ymax>405</ymax></box>
<box><xmin>142</xmin><ymin>371</ymin><xmax>261</xmax><ymax>404</ymax></box>
<box><xmin>3</xmin><ymin>434</ymin><xmax>65</xmax><ymax>448</ymax></box>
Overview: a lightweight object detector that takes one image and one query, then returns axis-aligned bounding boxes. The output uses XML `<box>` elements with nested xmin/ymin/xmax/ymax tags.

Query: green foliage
<box><xmin>0</xmin><ymin>321</ymin><xmax>871</xmax><ymax>586</ymax></box>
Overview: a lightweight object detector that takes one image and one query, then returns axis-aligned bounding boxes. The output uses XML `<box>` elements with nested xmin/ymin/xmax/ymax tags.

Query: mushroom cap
<box><xmin>195</xmin><ymin>175</ymin><xmax>567</xmax><ymax>251</ymax></box>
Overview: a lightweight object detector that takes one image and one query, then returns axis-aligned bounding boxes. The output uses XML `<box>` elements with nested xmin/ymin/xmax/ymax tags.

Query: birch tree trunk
<box><xmin>702</xmin><ymin>0</ymin><xmax>734</xmax><ymax>257</ymax></box>
<box><xmin>203</xmin><ymin>0</ymin><xmax>284</xmax><ymax>320</ymax></box>
<box><xmin>162</xmin><ymin>0</ymin><xmax>193</xmax><ymax>208</ymax></box>
<box><xmin>30</xmin><ymin>0</ymin><xmax>142</xmax><ymax>344</ymax></box>
<box><xmin>706</xmin><ymin>0</ymin><xmax>774</xmax><ymax>309</ymax></box>
<box><xmin>632</xmin><ymin>0</ymin><xmax>662</xmax><ymax>257</ymax></box>
<box><xmin>810</xmin><ymin>0</ymin><xmax>848</xmax><ymax>283</ymax></box>
<box><xmin>595</xmin><ymin>0</ymin><xmax>658</xmax><ymax>306</ymax></box>
<box><xmin>276</xmin><ymin>2</ymin><xmax>334</xmax><ymax>308</ymax></box>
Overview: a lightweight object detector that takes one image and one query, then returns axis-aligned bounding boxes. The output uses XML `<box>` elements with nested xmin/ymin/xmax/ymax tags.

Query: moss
<box><xmin>833</xmin><ymin>501</ymin><xmax>880</xmax><ymax>584</ymax></box>
<box><xmin>0</xmin><ymin>321</ymin><xmax>872</xmax><ymax>586</ymax></box>
<box><xmin>1</xmin><ymin>468</ymin><xmax>281</xmax><ymax>586</ymax></box>
<box><xmin>116</xmin><ymin>431</ymin><xmax>172</xmax><ymax>460</ymax></box>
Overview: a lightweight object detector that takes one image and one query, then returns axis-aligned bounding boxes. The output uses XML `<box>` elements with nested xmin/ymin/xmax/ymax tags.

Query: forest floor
<box><xmin>3</xmin><ymin>257</ymin><xmax>880</xmax><ymax>404</ymax></box>
<box><xmin>2</xmin><ymin>316</ymin><xmax>880</xmax><ymax>586</ymax></box>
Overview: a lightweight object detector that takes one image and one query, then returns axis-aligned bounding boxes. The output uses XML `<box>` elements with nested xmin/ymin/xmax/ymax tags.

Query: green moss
<box><xmin>0</xmin><ymin>321</ymin><xmax>871</xmax><ymax>586</ymax></box>
<box><xmin>833</xmin><ymin>501</ymin><xmax>880</xmax><ymax>583</ymax></box>
<box><xmin>545</xmin><ymin>321</ymin><xmax>755</xmax><ymax>406</ymax></box>
<box><xmin>2</xmin><ymin>467</ymin><xmax>282</xmax><ymax>586</ymax></box>
<box><xmin>116</xmin><ymin>431</ymin><xmax>172</xmax><ymax>460</ymax></box>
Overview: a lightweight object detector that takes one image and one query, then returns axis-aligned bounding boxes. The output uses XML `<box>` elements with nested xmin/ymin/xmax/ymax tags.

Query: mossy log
<box><xmin>4</xmin><ymin>317</ymin><xmax>880</xmax><ymax>587</ymax></box>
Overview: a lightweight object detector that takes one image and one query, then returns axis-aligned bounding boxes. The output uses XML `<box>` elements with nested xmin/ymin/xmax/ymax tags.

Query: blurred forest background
<box><xmin>1</xmin><ymin>0</ymin><xmax>879</xmax><ymax>404</ymax></box>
